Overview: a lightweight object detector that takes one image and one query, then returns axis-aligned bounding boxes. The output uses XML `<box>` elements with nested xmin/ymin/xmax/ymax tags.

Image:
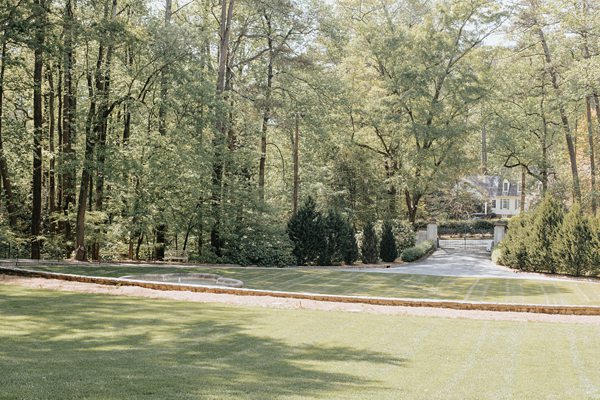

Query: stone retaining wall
<box><xmin>2</xmin><ymin>266</ymin><xmax>600</xmax><ymax>316</ymax></box>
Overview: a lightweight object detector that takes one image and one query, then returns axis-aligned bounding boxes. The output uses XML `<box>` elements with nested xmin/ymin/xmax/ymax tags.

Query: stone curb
<box><xmin>2</xmin><ymin>266</ymin><xmax>600</xmax><ymax>316</ymax></box>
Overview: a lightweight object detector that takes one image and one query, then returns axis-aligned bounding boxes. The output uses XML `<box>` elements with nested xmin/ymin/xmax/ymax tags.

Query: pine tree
<box><xmin>287</xmin><ymin>197</ymin><xmax>325</xmax><ymax>265</ymax></box>
<box><xmin>379</xmin><ymin>220</ymin><xmax>398</xmax><ymax>262</ymax></box>
<box><xmin>527</xmin><ymin>196</ymin><xmax>564</xmax><ymax>273</ymax></box>
<box><xmin>553</xmin><ymin>203</ymin><xmax>593</xmax><ymax>276</ymax></box>
<box><xmin>361</xmin><ymin>221</ymin><xmax>378</xmax><ymax>264</ymax></box>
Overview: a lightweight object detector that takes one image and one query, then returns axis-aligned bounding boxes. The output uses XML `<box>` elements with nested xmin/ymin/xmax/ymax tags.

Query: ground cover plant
<box><xmin>24</xmin><ymin>264</ymin><xmax>600</xmax><ymax>306</ymax></box>
<box><xmin>1</xmin><ymin>283</ymin><xmax>600</xmax><ymax>400</ymax></box>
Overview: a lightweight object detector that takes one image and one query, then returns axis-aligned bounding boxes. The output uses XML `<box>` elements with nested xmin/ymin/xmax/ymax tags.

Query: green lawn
<box><xmin>1</xmin><ymin>283</ymin><xmax>599</xmax><ymax>399</ymax></box>
<box><xmin>25</xmin><ymin>264</ymin><xmax>600</xmax><ymax>306</ymax></box>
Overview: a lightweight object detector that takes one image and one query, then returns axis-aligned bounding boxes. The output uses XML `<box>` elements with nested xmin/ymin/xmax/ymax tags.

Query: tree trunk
<box><xmin>61</xmin><ymin>0</ymin><xmax>77</xmax><ymax>243</ymax></box>
<box><xmin>155</xmin><ymin>225</ymin><xmax>166</xmax><ymax>260</ymax></box>
<box><xmin>0</xmin><ymin>33</ymin><xmax>17</xmax><ymax>227</ymax></box>
<box><xmin>152</xmin><ymin>0</ymin><xmax>172</xmax><ymax>261</ymax></box>
<box><xmin>586</xmin><ymin>96</ymin><xmax>597</xmax><ymax>215</ymax></box>
<box><xmin>520</xmin><ymin>167</ymin><xmax>526</xmax><ymax>213</ymax></box>
<box><xmin>258</xmin><ymin>14</ymin><xmax>274</xmax><ymax>204</ymax></box>
<box><xmin>404</xmin><ymin>190</ymin><xmax>420</xmax><ymax>224</ymax></box>
<box><xmin>481</xmin><ymin>123</ymin><xmax>487</xmax><ymax>174</ymax></box>
<box><xmin>92</xmin><ymin>0</ymin><xmax>116</xmax><ymax>260</ymax></box>
<box><xmin>47</xmin><ymin>67</ymin><xmax>57</xmax><ymax>230</ymax></box>
<box><xmin>210</xmin><ymin>0</ymin><xmax>235</xmax><ymax>256</ymax></box>
<box><xmin>384</xmin><ymin>159</ymin><xmax>397</xmax><ymax>216</ymax></box>
<box><xmin>31</xmin><ymin>0</ymin><xmax>46</xmax><ymax>259</ymax></box>
<box><xmin>292</xmin><ymin>113</ymin><xmax>300</xmax><ymax>214</ymax></box>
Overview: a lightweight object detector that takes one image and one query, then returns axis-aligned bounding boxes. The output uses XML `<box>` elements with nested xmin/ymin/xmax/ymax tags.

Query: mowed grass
<box><xmin>1</xmin><ymin>284</ymin><xmax>600</xmax><ymax>400</ymax></box>
<box><xmin>27</xmin><ymin>264</ymin><xmax>600</xmax><ymax>306</ymax></box>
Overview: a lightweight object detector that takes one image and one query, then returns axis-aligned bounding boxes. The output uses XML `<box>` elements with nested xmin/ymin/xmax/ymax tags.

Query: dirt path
<box><xmin>2</xmin><ymin>274</ymin><xmax>599</xmax><ymax>325</ymax></box>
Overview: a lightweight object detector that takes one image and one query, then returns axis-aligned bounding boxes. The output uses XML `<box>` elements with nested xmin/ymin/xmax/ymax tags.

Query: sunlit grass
<box><xmin>1</xmin><ymin>284</ymin><xmax>600</xmax><ymax>399</ymax></box>
<box><xmin>24</xmin><ymin>264</ymin><xmax>600</xmax><ymax>306</ymax></box>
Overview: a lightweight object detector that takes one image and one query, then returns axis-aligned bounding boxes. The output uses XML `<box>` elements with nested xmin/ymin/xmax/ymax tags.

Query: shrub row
<box><xmin>498</xmin><ymin>196</ymin><xmax>600</xmax><ymax>276</ymax></box>
<box><xmin>288</xmin><ymin>197</ymin><xmax>417</xmax><ymax>266</ymax></box>
<box><xmin>287</xmin><ymin>197</ymin><xmax>359</xmax><ymax>266</ymax></box>
<box><xmin>400</xmin><ymin>240</ymin><xmax>436</xmax><ymax>262</ymax></box>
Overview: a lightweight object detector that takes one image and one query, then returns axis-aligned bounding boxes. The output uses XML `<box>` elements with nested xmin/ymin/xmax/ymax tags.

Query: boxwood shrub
<box><xmin>400</xmin><ymin>240</ymin><xmax>435</xmax><ymax>262</ymax></box>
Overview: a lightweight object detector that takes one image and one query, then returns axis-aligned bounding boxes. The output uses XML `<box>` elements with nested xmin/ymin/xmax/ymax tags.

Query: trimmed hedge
<box><xmin>415</xmin><ymin>220</ymin><xmax>495</xmax><ymax>235</ymax></box>
<box><xmin>401</xmin><ymin>240</ymin><xmax>435</xmax><ymax>262</ymax></box>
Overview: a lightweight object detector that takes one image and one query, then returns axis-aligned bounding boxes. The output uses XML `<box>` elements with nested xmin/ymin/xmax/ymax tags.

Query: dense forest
<box><xmin>0</xmin><ymin>0</ymin><xmax>599</xmax><ymax>262</ymax></box>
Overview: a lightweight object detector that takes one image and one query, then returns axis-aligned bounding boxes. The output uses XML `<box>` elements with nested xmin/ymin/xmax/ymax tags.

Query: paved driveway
<box><xmin>354</xmin><ymin>240</ymin><xmax>560</xmax><ymax>281</ymax></box>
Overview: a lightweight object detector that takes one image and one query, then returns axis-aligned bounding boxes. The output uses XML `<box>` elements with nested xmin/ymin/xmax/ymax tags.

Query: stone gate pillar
<box><xmin>493</xmin><ymin>220</ymin><xmax>507</xmax><ymax>246</ymax></box>
<box><xmin>426</xmin><ymin>220</ymin><xmax>438</xmax><ymax>248</ymax></box>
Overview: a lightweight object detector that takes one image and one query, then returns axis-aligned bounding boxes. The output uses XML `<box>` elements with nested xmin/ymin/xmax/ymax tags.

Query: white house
<box><xmin>461</xmin><ymin>175</ymin><xmax>531</xmax><ymax>218</ymax></box>
<box><xmin>487</xmin><ymin>177</ymin><xmax>523</xmax><ymax>217</ymax></box>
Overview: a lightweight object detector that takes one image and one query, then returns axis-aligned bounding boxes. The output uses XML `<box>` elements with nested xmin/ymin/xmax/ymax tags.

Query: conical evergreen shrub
<box><xmin>361</xmin><ymin>221</ymin><xmax>378</xmax><ymax>264</ymax></box>
<box><xmin>287</xmin><ymin>197</ymin><xmax>326</xmax><ymax>265</ymax></box>
<box><xmin>380</xmin><ymin>220</ymin><xmax>398</xmax><ymax>262</ymax></box>
<box><xmin>498</xmin><ymin>214</ymin><xmax>530</xmax><ymax>270</ymax></box>
<box><xmin>320</xmin><ymin>210</ymin><xmax>347</xmax><ymax>266</ymax></box>
<box><xmin>553</xmin><ymin>203</ymin><xmax>592</xmax><ymax>276</ymax></box>
<box><xmin>527</xmin><ymin>195</ymin><xmax>564</xmax><ymax>272</ymax></box>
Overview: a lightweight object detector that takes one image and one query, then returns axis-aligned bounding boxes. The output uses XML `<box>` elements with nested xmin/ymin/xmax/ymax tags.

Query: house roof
<box><xmin>461</xmin><ymin>175</ymin><xmax>520</xmax><ymax>198</ymax></box>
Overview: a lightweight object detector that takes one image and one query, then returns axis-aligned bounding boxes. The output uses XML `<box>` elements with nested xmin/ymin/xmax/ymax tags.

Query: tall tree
<box><xmin>31</xmin><ymin>0</ymin><xmax>47</xmax><ymax>259</ymax></box>
<box><xmin>210</xmin><ymin>0</ymin><xmax>235</xmax><ymax>257</ymax></box>
<box><xmin>523</xmin><ymin>0</ymin><xmax>581</xmax><ymax>201</ymax></box>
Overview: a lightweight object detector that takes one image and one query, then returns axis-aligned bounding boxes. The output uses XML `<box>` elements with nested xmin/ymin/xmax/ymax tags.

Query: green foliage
<box><xmin>552</xmin><ymin>203</ymin><xmax>593</xmax><ymax>276</ymax></box>
<box><xmin>498</xmin><ymin>215</ymin><xmax>531</xmax><ymax>271</ymax></box>
<box><xmin>226</xmin><ymin>225</ymin><xmax>295</xmax><ymax>268</ymax></box>
<box><xmin>320</xmin><ymin>211</ymin><xmax>349</xmax><ymax>266</ymax></box>
<box><xmin>390</xmin><ymin>220</ymin><xmax>416</xmax><ymax>252</ymax></box>
<box><xmin>527</xmin><ymin>196</ymin><xmax>564</xmax><ymax>273</ymax></box>
<box><xmin>416</xmin><ymin>220</ymin><xmax>496</xmax><ymax>236</ymax></box>
<box><xmin>499</xmin><ymin>197</ymin><xmax>598</xmax><ymax>277</ymax></box>
<box><xmin>287</xmin><ymin>197</ymin><xmax>326</xmax><ymax>265</ymax></box>
<box><xmin>287</xmin><ymin>199</ymin><xmax>357</xmax><ymax>266</ymax></box>
<box><xmin>343</xmin><ymin>224</ymin><xmax>359</xmax><ymax>265</ymax></box>
<box><xmin>400</xmin><ymin>241</ymin><xmax>435</xmax><ymax>262</ymax></box>
<box><xmin>379</xmin><ymin>220</ymin><xmax>398</xmax><ymax>262</ymax></box>
<box><xmin>361</xmin><ymin>222</ymin><xmax>378</xmax><ymax>264</ymax></box>
<box><xmin>592</xmin><ymin>218</ymin><xmax>600</xmax><ymax>273</ymax></box>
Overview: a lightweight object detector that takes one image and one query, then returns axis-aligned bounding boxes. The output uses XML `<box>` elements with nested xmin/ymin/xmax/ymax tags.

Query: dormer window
<box><xmin>503</xmin><ymin>181</ymin><xmax>509</xmax><ymax>193</ymax></box>
<box><xmin>517</xmin><ymin>183</ymin><xmax>522</xmax><ymax>193</ymax></box>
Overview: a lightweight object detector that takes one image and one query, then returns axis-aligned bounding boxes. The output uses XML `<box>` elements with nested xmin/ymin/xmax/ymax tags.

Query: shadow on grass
<box><xmin>0</xmin><ymin>287</ymin><xmax>405</xmax><ymax>399</ymax></box>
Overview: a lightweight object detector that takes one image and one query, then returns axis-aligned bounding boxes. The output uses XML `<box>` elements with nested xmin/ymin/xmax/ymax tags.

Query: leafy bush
<box><xmin>227</xmin><ymin>225</ymin><xmax>295</xmax><ymax>267</ymax></box>
<box><xmin>361</xmin><ymin>221</ymin><xmax>378</xmax><ymax>264</ymax></box>
<box><xmin>379</xmin><ymin>220</ymin><xmax>398</xmax><ymax>262</ymax></box>
<box><xmin>400</xmin><ymin>240</ymin><xmax>435</xmax><ymax>262</ymax></box>
<box><xmin>393</xmin><ymin>220</ymin><xmax>416</xmax><ymax>252</ymax></box>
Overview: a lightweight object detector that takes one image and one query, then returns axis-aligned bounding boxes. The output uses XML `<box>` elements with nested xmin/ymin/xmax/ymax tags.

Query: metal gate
<box><xmin>438</xmin><ymin>238</ymin><xmax>492</xmax><ymax>253</ymax></box>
